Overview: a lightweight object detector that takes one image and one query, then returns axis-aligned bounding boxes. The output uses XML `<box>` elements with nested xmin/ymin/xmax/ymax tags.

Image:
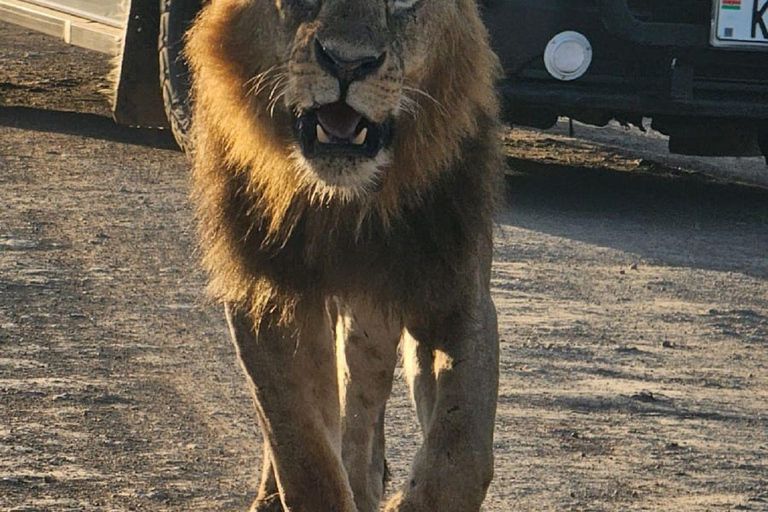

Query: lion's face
<box><xmin>247</xmin><ymin>0</ymin><xmax>453</xmax><ymax>197</ymax></box>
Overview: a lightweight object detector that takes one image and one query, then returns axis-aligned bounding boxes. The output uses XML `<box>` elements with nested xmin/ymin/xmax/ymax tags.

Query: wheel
<box><xmin>159</xmin><ymin>0</ymin><xmax>202</xmax><ymax>153</ymax></box>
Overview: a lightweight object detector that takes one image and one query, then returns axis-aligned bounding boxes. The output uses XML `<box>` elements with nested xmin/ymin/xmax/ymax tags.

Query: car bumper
<box><xmin>484</xmin><ymin>0</ymin><xmax>768</xmax><ymax>123</ymax></box>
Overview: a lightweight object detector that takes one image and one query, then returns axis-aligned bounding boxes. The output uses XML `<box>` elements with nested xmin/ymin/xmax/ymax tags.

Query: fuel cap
<box><xmin>544</xmin><ymin>31</ymin><xmax>593</xmax><ymax>81</ymax></box>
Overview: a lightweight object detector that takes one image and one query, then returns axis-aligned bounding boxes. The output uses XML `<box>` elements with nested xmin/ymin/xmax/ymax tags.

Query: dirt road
<box><xmin>1</xmin><ymin>21</ymin><xmax>767</xmax><ymax>512</ymax></box>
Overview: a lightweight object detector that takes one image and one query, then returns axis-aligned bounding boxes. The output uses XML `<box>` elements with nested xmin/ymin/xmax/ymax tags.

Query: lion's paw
<box><xmin>383</xmin><ymin>491</ymin><xmax>418</xmax><ymax>512</ymax></box>
<box><xmin>250</xmin><ymin>493</ymin><xmax>284</xmax><ymax>512</ymax></box>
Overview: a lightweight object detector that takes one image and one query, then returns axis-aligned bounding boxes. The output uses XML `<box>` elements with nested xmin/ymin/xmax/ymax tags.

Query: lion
<box><xmin>185</xmin><ymin>0</ymin><xmax>503</xmax><ymax>508</ymax></box>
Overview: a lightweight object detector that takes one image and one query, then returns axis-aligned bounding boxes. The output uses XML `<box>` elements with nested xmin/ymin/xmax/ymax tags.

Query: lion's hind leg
<box><xmin>248</xmin><ymin>439</ymin><xmax>282</xmax><ymax>512</ymax></box>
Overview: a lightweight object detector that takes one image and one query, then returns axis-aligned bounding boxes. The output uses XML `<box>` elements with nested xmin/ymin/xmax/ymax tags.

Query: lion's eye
<box><xmin>279</xmin><ymin>0</ymin><xmax>318</xmax><ymax>14</ymax></box>
<box><xmin>388</xmin><ymin>0</ymin><xmax>423</xmax><ymax>14</ymax></box>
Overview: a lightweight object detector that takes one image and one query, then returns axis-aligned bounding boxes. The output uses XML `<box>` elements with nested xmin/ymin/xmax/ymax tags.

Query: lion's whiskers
<box><xmin>268</xmin><ymin>79</ymin><xmax>290</xmax><ymax>118</ymax></box>
<box><xmin>402</xmin><ymin>85</ymin><xmax>447</xmax><ymax>117</ymax></box>
<box><xmin>245</xmin><ymin>64</ymin><xmax>288</xmax><ymax>99</ymax></box>
<box><xmin>268</xmin><ymin>74</ymin><xmax>287</xmax><ymax>100</ymax></box>
<box><xmin>245</xmin><ymin>69</ymin><xmax>273</xmax><ymax>97</ymax></box>
<box><xmin>256</xmin><ymin>74</ymin><xmax>287</xmax><ymax>101</ymax></box>
<box><xmin>244</xmin><ymin>64</ymin><xmax>287</xmax><ymax>87</ymax></box>
<box><xmin>398</xmin><ymin>94</ymin><xmax>422</xmax><ymax>120</ymax></box>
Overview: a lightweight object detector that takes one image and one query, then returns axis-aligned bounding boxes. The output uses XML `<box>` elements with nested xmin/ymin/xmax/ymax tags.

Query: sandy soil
<box><xmin>1</xmin><ymin>21</ymin><xmax>767</xmax><ymax>512</ymax></box>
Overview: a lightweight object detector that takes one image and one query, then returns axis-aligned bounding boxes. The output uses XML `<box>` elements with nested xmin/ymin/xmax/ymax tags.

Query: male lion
<box><xmin>185</xmin><ymin>0</ymin><xmax>503</xmax><ymax>508</ymax></box>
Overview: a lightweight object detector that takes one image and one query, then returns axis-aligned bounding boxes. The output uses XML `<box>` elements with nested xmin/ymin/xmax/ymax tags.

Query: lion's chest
<box><xmin>252</xmin><ymin>200</ymin><xmax>470</xmax><ymax>305</ymax></box>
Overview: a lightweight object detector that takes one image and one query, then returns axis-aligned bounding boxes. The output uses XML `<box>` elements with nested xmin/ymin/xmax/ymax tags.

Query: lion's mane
<box><xmin>186</xmin><ymin>0</ymin><xmax>504</xmax><ymax>322</ymax></box>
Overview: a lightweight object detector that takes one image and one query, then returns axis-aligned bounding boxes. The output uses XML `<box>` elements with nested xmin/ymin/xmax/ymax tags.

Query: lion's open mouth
<box><xmin>294</xmin><ymin>102</ymin><xmax>392</xmax><ymax>159</ymax></box>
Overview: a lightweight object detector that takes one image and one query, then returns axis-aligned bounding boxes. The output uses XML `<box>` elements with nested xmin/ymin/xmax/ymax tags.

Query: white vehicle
<box><xmin>0</xmin><ymin>0</ymin><xmax>200</xmax><ymax>150</ymax></box>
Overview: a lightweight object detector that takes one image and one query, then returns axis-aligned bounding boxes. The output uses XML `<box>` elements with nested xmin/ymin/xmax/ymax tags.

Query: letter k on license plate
<box><xmin>712</xmin><ymin>0</ymin><xmax>768</xmax><ymax>49</ymax></box>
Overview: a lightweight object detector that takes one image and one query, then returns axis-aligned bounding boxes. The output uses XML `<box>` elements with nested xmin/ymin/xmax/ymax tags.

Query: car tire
<box><xmin>159</xmin><ymin>0</ymin><xmax>202</xmax><ymax>154</ymax></box>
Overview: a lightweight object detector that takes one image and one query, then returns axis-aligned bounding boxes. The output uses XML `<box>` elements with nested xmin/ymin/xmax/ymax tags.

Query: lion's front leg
<box><xmin>225</xmin><ymin>303</ymin><xmax>357</xmax><ymax>512</ymax></box>
<box><xmin>386</xmin><ymin>284</ymin><xmax>499</xmax><ymax>511</ymax></box>
<box><xmin>332</xmin><ymin>298</ymin><xmax>400</xmax><ymax>512</ymax></box>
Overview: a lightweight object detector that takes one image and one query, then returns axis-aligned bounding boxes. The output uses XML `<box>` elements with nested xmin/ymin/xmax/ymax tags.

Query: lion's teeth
<box><xmin>317</xmin><ymin>124</ymin><xmax>331</xmax><ymax>144</ymax></box>
<box><xmin>317</xmin><ymin>124</ymin><xmax>366</xmax><ymax>145</ymax></box>
<box><xmin>352</xmin><ymin>128</ymin><xmax>367</xmax><ymax>146</ymax></box>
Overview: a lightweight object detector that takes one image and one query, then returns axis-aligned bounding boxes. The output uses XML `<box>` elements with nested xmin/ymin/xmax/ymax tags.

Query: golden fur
<box><xmin>186</xmin><ymin>0</ymin><xmax>503</xmax><ymax>508</ymax></box>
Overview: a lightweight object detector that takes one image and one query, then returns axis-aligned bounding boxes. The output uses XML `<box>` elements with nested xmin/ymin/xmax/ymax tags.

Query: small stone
<box><xmin>146</xmin><ymin>489</ymin><xmax>171</xmax><ymax>501</ymax></box>
<box><xmin>631</xmin><ymin>391</ymin><xmax>656</xmax><ymax>403</ymax></box>
<box><xmin>0</xmin><ymin>238</ymin><xmax>38</xmax><ymax>250</ymax></box>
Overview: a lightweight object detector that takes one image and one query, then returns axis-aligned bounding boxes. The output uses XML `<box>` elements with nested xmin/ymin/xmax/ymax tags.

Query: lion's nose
<box><xmin>314</xmin><ymin>38</ymin><xmax>386</xmax><ymax>86</ymax></box>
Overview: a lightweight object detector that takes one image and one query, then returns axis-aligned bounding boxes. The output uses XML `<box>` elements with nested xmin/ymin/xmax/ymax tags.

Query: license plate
<box><xmin>711</xmin><ymin>0</ymin><xmax>768</xmax><ymax>49</ymax></box>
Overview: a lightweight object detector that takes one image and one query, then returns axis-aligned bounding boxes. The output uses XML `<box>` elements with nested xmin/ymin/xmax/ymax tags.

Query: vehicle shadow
<box><xmin>0</xmin><ymin>106</ymin><xmax>179</xmax><ymax>151</ymax></box>
<box><xmin>501</xmin><ymin>157</ymin><xmax>768</xmax><ymax>280</ymax></box>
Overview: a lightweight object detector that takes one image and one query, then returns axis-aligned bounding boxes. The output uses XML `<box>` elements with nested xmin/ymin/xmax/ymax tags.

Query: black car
<box><xmin>483</xmin><ymin>0</ymin><xmax>768</xmax><ymax>159</ymax></box>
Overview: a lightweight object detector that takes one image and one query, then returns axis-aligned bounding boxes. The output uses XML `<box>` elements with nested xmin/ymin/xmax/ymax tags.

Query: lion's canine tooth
<box><xmin>317</xmin><ymin>124</ymin><xmax>331</xmax><ymax>144</ymax></box>
<box><xmin>352</xmin><ymin>128</ymin><xmax>367</xmax><ymax>146</ymax></box>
